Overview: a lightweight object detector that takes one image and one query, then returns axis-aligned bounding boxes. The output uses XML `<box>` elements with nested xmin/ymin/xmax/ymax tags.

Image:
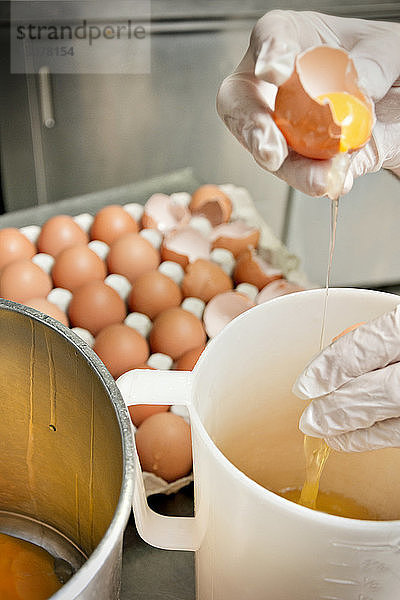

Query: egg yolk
<box><xmin>0</xmin><ymin>533</ymin><xmax>62</xmax><ymax>600</ymax></box>
<box><xmin>317</xmin><ymin>92</ymin><xmax>373</xmax><ymax>153</ymax></box>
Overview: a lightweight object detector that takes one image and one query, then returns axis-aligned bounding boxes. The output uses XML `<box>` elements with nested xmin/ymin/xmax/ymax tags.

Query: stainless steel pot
<box><xmin>0</xmin><ymin>298</ymin><xmax>135</xmax><ymax>599</ymax></box>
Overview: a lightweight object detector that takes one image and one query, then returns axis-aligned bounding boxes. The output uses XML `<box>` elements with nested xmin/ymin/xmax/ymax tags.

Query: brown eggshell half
<box><xmin>203</xmin><ymin>291</ymin><xmax>255</xmax><ymax>338</ymax></box>
<box><xmin>142</xmin><ymin>193</ymin><xmax>191</xmax><ymax>233</ymax></box>
<box><xmin>181</xmin><ymin>258</ymin><xmax>233</xmax><ymax>302</ymax></box>
<box><xmin>256</xmin><ymin>279</ymin><xmax>305</xmax><ymax>304</ymax></box>
<box><xmin>234</xmin><ymin>249</ymin><xmax>283</xmax><ymax>290</ymax></box>
<box><xmin>211</xmin><ymin>221</ymin><xmax>260</xmax><ymax>257</ymax></box>
<box><xmin>161</xmin><ymin>227</ymin><xmax>211</xmax><ymax>269</ymax></box>
<box><xmin>189</xmin><ymin>184</ymin><xmax>232</xmax><ymax>226</ymax></box>
<box><xmin>274</xmin><ymin>46</ymin><xmax>374</xmax><ymax>160</ymax></box>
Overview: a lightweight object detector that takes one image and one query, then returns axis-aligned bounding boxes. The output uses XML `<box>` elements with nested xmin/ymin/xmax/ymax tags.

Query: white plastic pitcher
<box><xmin>118</xmin><ymin>288</ymin><xmax>400</xmax><ymax>600</ymax></box>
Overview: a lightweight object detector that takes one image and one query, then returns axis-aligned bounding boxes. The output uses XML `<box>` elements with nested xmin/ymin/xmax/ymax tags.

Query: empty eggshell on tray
<box><xmin>234</xmin><ymin>248</ymin><xmax>283</xmax><ymax>290</ymax></box>
<box><xmin>256</xmin><ymin>279</ymin><xmax>305</xmax><ymax>304</ymax></box>
<box><xmin>141</xmin><ymin>193</ymin><xmax>191</xmax><ymax>232</ymax></box>
<box><xmin>203</xmin><ymin>290</ymin><xmax>255</xmax><ymax>338</ymax></box>
<box><xmin>189</xmin><ymin>184</ymin><xmax>232</xmax><ymax>226</ymax></box>
<box><xmin>181</xmin><ymin>258</ymin><xmax>233</xmax><ymax>302</ymax></box>
<box><xmin>211</xmin><ymin>220</ymin><xmax>260</xmax><ymax>257</ymax></box>
<box><xmin>161</xmin><ymin>226</ymin><xmax>211</xmax><ymax>268</ymax></box>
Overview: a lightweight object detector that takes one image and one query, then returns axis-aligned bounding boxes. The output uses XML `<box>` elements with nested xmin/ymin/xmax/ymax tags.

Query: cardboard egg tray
<box><xmin>1</xmin><ymin>178</ymin><xmax>309</xmax><ymax>496</ymax></box>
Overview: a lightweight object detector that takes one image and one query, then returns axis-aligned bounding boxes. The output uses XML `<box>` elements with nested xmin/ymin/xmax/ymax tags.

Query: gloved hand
<box><xmin>217</xmin><ymin>10</ymin><xmax>400</xmax><ymax>197</ymax></box>
<box><xmin>293</xmin><ymin>305</ymin><xmax>400</xmax><ymax>452</ymax></box>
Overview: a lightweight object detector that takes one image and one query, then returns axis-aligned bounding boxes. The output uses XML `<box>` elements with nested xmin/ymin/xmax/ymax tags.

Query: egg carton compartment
<box><xmin>0</xmin><ymin>172</ymin><xmax>310</xmax><ymax>498</ymax></box>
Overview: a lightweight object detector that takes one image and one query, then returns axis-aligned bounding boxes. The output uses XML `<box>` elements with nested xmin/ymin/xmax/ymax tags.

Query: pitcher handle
<box><xmin>117</xmin><ymin>369</ymin><xmax>200</xmax><ymax>551</ymax></box>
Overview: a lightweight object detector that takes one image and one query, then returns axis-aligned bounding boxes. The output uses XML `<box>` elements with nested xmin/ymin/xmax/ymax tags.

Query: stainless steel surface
<box><xmin>0</xmin><ymin>299</ymin><xmax>135</xmax><ymax>599</ymax></box>
<box><xmin>39</xmin><ymin>66</ymin><xmax>56</xmax><ymax>129</ymax></box>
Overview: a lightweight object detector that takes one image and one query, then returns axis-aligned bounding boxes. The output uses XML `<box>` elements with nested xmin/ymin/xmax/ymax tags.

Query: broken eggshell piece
<box><xmin>161</xmin><ymin>226</ymin><xmax>211</xmax><ymax>268</ymax></box>
<box><xmin>142</xmin><ymin>193</ymin><xmax>191</xmax><ymax>233</ymax></box>
<box><xmin>274</xmin><ymin>46</ymin><xmax>374</xmax><ymax>160</ymax></box>
<box><xmin>211</xmin><ymin>220</ymin><xmax>260</xmax><ymax>257</ymax></box>
<box><xmin>234</xmin><ymin>248</ymin><xmax>283</xmax><ymax>291</ymax></box>
<box><xmin>203</xmin><ymin>290</ymin><xmax>255</xmax><ymax>338</ymax></box>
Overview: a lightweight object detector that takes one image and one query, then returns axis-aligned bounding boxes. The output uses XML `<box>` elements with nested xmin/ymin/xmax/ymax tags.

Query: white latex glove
<box><xmin>293</xmin><ymin>305</ymin><xmax>400</xmax><ymax>452</ymax></box>
<box><xmin>217</xmin><ymin>10</ymin><xmax>400</xmax><ymax>197</ymax></box>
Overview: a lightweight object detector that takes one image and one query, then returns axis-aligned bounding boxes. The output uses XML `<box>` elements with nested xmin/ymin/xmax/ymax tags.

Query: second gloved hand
<box><xmin>293</xmin><ymin>305</ymin><xmax>400</xmax><ymax>452</ymax></box>
<box><xmin>217</xmin><ymin>10</ymin><xmax>400</xmax><ymax>197</ymax></box>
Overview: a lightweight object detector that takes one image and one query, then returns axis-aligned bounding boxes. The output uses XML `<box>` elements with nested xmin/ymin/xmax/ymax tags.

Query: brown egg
<box><xmin>274</xmin><ymin>46</ymin><xmax>374</xmax><ymax>160</ymax></box>
<box><xmin>174</xmin><ymin>345</ymin><xmax>205</xmax><ymax>371</ymax></box>
<box><xmin>0</xmin><ymin>228</ymin><xmax>36</xmax><ymax>270</ymax></box>
<box><xmin>93</xmin><ymin>323</ymin><xmax>149</xmax><ymax>378</ymax></box>
<box><xmin>211</xmin><ymin>221</ymin><xmax>260</xmax><ymax>257</ymax></box>
<box><xmin>234</xmin><ymin>249</ymin><xmax>283</xmax><ymax>290</ymax></box>
<box><xmin>107</xmin><ymin>233</ymin><xmax>160</xmax><ymax>283</ymax></box>
<box><xmin>68</xmin><ymin>280</ymin><xmax>126</xmax><ymax>335</ymax></box>
<box><xmin>0</xmin><ymin>259</ymin><xmax>52</xmax><ymax>303</ymax></box>
<box><xmin>150</xmin><ymin>307</ymin><xmax>206</xmax><ymax>360</ymax></box>
<box><xmin>24</xmin><ymin>297</ymin><xmax>69</xmax><ymax>327</ymax></box>
<box><xmin>181</xmin><ymin>259</ymin><xmax>233</xmax><ymax>302</ymax></box>
<box><xmin>52</xmin><ymin>244</ymin><xmax>107</xmax><ymax>291</ymax></box>
<box><xmin>128</xmin><ymin>270</ymin><xmax>182</xmax><ymax>319</ymax></box>
<box><xmin>37</xmin><ymin>215</ymin><xmax>89</xmax><ymax>257</ymax></box>
<box><xmin>90</xmin><ymin>205</ymin><xmax>139</xmax><ymax>245</ymax></box>
<box><xmin>189</xmin><ymin>184</ymin><xmax>232</xmax><ymax>226</ymax></box>
<box><xmin>135</xmin><ymin>412</ymin><xmax>192</xmax><ymax>482</ymax></box>
<box><xmin>160</xmin><ymin>226</ymin><xmax>211</xmax><ymax>269</ymax></box>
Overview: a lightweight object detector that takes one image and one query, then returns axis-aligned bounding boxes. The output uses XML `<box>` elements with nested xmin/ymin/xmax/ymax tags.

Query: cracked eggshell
<box><xmin>161</xmin><ymin>226</ymin><xmax>210</xmax><ymax>269</ymax></box>
<box><xmin>256</xmin><ymin>279</ymin><xmax>305</xmax><ymax>304</ymax></box>
<box><xmin>142</xmin><ymin>193</ymin><xmax>191</xmax><ymax>233</ymax></box>
<box><xmin>203</xmin><ymin>291</ymin><xmax>255</xmax><ymax>338</ymax></box>
<box><xmin>189</xmin><ymin>184</ymin><xmax>232</xmax><ymax>226</ymax></box>
<box><xmin>234</xmin><ymin>249</ymin><xmax>283</xmax><ymax>290</ymax></box>
<box><xmin>274</xmin><ymin>46</ymin><xmax>374</xmax><ymax>160</ymax></box>
<box><xmin>181</xmin><ymin>258</ymin><xmax>233</xmax><ymax>303</ymax></box>
<box><xmin>90</xmin><ymin>205</ymin><xmax>139</xmax><ymax>245</ymax></box>
<box><xmin>211</xmin><ymin>220</ymin><xmax>260</xmax><ymax>257</ymax></box>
